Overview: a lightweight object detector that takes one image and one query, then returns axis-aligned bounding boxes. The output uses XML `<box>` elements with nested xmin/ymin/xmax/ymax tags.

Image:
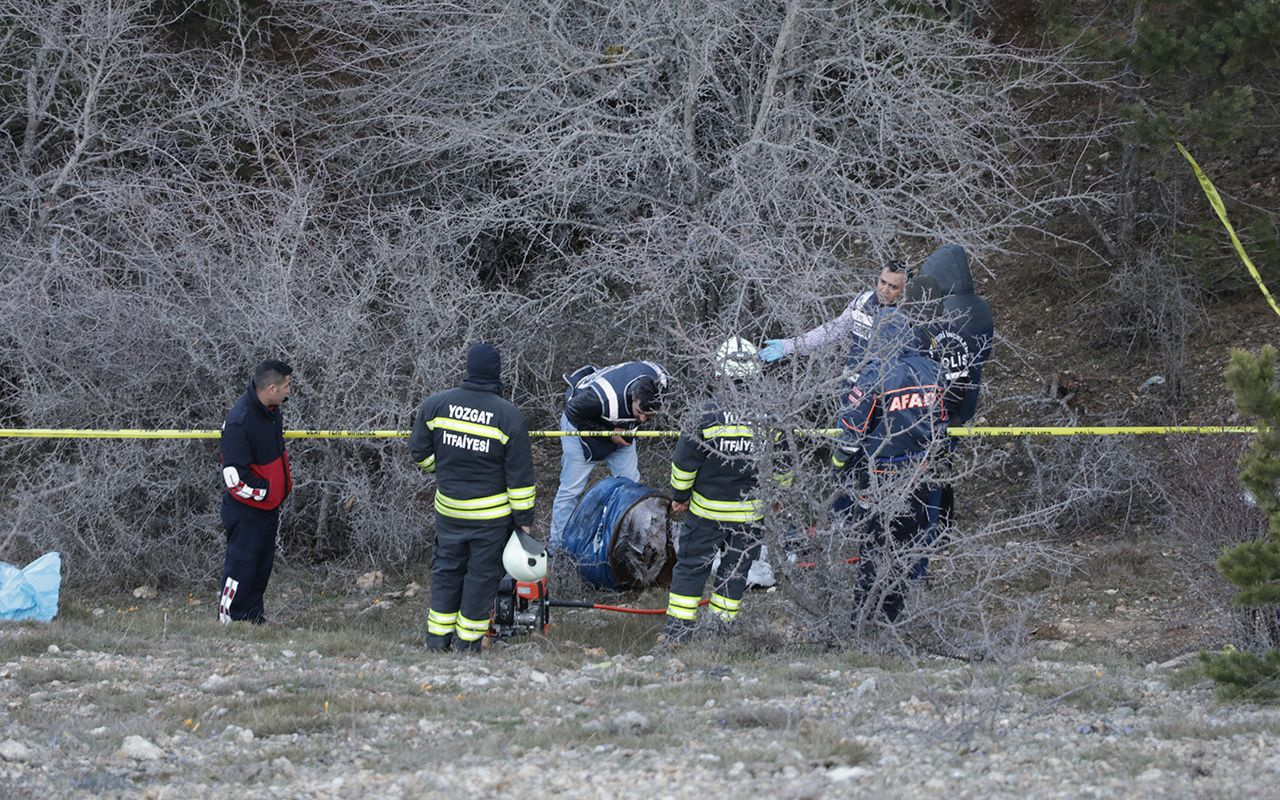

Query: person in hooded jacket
<box><xmin>918</xmin><ymin>244</ymin><xmax>993</xmax><ymax>426</ymax></box>
<box><xmin>218</xmin><ymin>359</ymin><xmax>294</xmax><ymax>625</ymax></box>
<box><xmin>918</xmin><ymin>244</ymin><xmax>994</xmax><ymax>527</ymax></box>
<box><xmin>664</xmin><ymin>338</ymin><xmax>794</xmax><ymax>644</ymax></box>
<box><xmin>409</xmin><ymin>343</ymin><xmax>536</xmax><ymax>653</ymax></box>
<box><xmin>831</xmin><ymin>312</ymin><xmax>947</xmax><ymax>625</ymax></box>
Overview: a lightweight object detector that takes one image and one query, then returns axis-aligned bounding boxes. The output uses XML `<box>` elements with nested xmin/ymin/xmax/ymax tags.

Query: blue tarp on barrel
<box><xmin>561</xmin><ymin>477</ymin><xmax>673</xmax><ymax>591</ymax></box>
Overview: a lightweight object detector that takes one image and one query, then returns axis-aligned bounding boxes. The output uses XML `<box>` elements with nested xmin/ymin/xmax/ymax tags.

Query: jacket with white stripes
<box><xmin>669</xmin><ymin>397</ymin><xmax>793</xmax><ymax>524</ymax></box>
<box><xmin>220</xmin><ymin>381</ymin><xmax>292</xmax><ymax>513</ymax></box>
<box><xmin>564</xmin><ymin>360</ymin><xmax>670</xmax><ymax>461</ymax></box>
<box><xmin>783</xmin><ymin>290</ymin><xmax>889</xmax><ymax>369</ymax></box>
<box><xmin>408</xmin><ymin>376</ymin><xmax>535</xmax><ymax>528</ymax></box>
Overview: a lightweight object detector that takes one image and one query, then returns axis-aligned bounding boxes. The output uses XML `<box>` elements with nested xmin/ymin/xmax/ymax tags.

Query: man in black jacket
<box><xmin>918</xmin><ymin>244</ymin><xmax>993</xmax><ymax>427</ymax></box>
<box><xmin>219</xmin><ymin>359</ymin><xmax>293</xmax><ymax>624</ymax></box>
<box><xmin>549</xmin><ymin>360</ymin><xmax>670</xmax><ymax>550</ymax></box>
<box><xmin>409</xmin><ymin>343</ymin><xmax>536</xmax><ymax>653</ymax></box>
<box><xmin>918</xmin><ymin>244</ymin><xmax>994</xmax><ymax>528</ymax></box>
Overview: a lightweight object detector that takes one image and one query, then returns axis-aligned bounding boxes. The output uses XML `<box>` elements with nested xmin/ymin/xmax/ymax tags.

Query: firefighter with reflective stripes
<box><xmin>409</xmin><ymin>343</ymin><xmax>536</xmax><ymax>653</ymax></box>
<box><xmin>218</xmin><ymin>359</ymin><xmax>293</xmax><ymax>625</ymax></box>
<box><xmin>664</xmin><ymin>338</ymin><xmax>793</xmax><ymax>644</ymax></box>
<box><xmin>831</xmin><ymin>313</ymin><xmax>947</xmax><ymax>625</ymax></box>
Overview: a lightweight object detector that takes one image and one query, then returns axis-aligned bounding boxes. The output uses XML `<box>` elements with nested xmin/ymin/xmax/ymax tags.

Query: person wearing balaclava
<box><xmin>408</xmin><ymin>343</ymin><xmax>536</xmax><ymax>653</ymax></box>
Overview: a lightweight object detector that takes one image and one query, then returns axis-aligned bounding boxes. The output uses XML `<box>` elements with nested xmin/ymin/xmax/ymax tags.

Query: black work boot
<box><xmin>881</xmin><ymin>593</ymin><xmax>905</xmax><ymax>624</ymax></box>
<box><xmin>659</xmin><ymin>618</ymin><xmax>694</xmax><ymax>648</ymax></box>
<box><xmin>454</xmin><ymin>637</ymin><xmax>483</xmax><ymax>654</ymax></box>
<box><xmin>425</xmin><ymin>633</ymin><xmax>453</xmax><ymax>653</ymax></box>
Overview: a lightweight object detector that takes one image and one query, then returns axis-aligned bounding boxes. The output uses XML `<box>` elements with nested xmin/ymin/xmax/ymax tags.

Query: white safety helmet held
<box><xmin>714</xmin><ymin>336</ymin><xmax>761</xmax><ymax>380</ymax></box>
<box><xmin>503</xmin><ymin>529</ymin><xmax>549</xmax><ymax>582</ymax></box>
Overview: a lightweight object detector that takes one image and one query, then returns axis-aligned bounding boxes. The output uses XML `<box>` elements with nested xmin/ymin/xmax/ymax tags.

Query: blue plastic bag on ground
<box><xmin>0</xmin><ymin>552</ymin><xmax>62</xmax><ymax>622</ymax></box>
<box><xmin>561</xmin><ymin>477</ymin><xmax>672</xmax><ymax>590</ymax></box>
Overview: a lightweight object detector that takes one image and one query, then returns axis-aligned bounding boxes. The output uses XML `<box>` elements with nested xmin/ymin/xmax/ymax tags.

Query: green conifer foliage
<box><xmin>1203</xmin><ymin>346</ymin><xmax>1280</xmax><ymax>699</ymax></box>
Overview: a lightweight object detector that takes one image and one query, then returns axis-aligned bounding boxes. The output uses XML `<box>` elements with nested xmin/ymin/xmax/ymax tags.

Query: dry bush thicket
<box><xmin>1159</xmin><ymin>435</ymin><xmax>1278</xmax><ymax>649</ymax></box>
<box><xmin>1087</xmin><ymin>242</ymin><xmax>1208</xmax><ymax>402</ymax></box>
<box><xmin>0</xmin><ymin>1</ymin><xmax>1118</xmax><ymax>649</ymax></box>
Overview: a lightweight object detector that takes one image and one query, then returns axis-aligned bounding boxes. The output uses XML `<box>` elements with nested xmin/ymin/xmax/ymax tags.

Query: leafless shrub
<box><xmin>1086</xmin><ymin>247</ymin><xmax>1207</xmax><ymax>400</ymax></box>
<box><xmin>1159</xmin><ymin>434</ymin><xmax>1278</xmax><ymax>650</ymax></box>
<box><xmin>1014</xmin><ymin>436</ymin><xmax>1168</xmax><ymax>540</ymax></box>
<box><xmin>0</xmin><ymin>0</ymin><xmax>1105</xmax><ymax>674</ymax></box>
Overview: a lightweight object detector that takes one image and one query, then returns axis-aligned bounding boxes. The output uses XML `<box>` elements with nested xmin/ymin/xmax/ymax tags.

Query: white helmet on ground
<box><xmin>503</xmin><ymin>529</ymin><xmax>548</xmax><ymax>581</ymax></box>
<box><xmin>715</xmin><ymin>336</ymin><xmax>761</xmax><ymax>379</ymax></box>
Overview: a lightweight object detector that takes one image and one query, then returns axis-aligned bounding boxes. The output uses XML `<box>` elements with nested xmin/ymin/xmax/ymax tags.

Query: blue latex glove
<box><xmin>758</xmin><ymin>339</ymin><xmax>788</xmax><ymax>363</ymax></box>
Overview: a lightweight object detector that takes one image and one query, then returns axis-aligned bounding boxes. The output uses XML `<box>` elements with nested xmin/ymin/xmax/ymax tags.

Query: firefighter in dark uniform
<box><xmin>664</xmin><ymin>338</ymin><xmax>793</xmax><ymax>644</ymax></box>
<box><xmin>219</xmin><ymin>359</ymin><xmax>294</xmax><ymax>624</ymax></box>
<box><xmin>832</xmin><ymin>313</ymin><xmax>947</xmax><ymax>625</ymax></box>
<box><xmin>409</xmin><ymin>343</ymin><xmax>536</xmax><ymax>653</ymax></box>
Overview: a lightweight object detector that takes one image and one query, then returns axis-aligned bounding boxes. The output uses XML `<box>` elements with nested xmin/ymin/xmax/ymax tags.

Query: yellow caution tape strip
<box><xmin>947</xmin><ymin>425</ymin><xmax>1255</xmax><ymax>437</ymax></box>
<box><xmin>1176</xmin><ymin>141</ymin><xmax>1280</xmax><ymax>319</ymax></box>
<box><xmin>0</xmin><ymin>426</ymin><xmax>1258</xmax><ymax>440</ymax></box>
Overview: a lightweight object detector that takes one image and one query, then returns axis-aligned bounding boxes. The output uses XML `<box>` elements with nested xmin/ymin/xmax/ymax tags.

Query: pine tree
<box><xmin>1203</xmin><ymin>346</ymin><xmax>1280</xmax><ymax>700</ymax></box>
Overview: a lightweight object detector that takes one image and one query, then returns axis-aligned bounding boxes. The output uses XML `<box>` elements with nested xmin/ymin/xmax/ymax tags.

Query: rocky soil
<box><xmin>3</xmin><ymin>567</ymin><xmax>1279</xmax><ymax>800</ymax></box>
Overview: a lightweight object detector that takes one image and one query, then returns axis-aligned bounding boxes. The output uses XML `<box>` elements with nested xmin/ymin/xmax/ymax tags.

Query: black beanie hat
<box><xmin>466</xmin><ymin>342</ymin><xmax>501</xmax><ymax>381</ymax></box>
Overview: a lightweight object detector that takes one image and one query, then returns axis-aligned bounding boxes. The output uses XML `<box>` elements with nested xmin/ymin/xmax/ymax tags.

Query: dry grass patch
<box><xmin>1080</xmin><ymin>545</ymin><xmax>1156</xmax><ymax>591</ymax></box>
<box><xmin>8</xmin><ymin>660</ymin><xmax>102</xmax><ymax>688</ymax></box>
<box><xmin>528</xmin><ymin>717</ymin><xmax>680</xmax><ymax>752</ymax></box>
<box><xmin>797</xmin><ymin>721</ymin><xmax>877</xmax><ymax>767</ymax></box>
<box><xmin>1149</xmin><ymin>714</ymin><xmax>1280</xmax><ymax>741</ymax></box>
<box><xmin>1019</xmin><ymin>676</ymin><xmax>1141</xmax><ymax>714</ymax></box>
<box><xmin>165</xmin><ymin>686</ymin><xmax>452</xmax><ymax>738</ymax></box>
<box><xmin>1</xmin><ymin>625</ymin><xmax>79</xmax><ymax>657</ymax></box>
<box><xmin>716</xmin><ymin>703</ymin><xmax>803</xmax><ymax>731</ymax></box>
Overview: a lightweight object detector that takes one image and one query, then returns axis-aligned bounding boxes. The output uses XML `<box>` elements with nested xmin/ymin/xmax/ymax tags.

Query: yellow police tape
<box><xmin>0</xmin><ymin>425</ymin><xmax>1259</xmax><ymax>440</ymax></box>
<box><xmin>1176</xmin><ymin>141</ymin><xmax>1280</xmax><ymax>319</ymax></box>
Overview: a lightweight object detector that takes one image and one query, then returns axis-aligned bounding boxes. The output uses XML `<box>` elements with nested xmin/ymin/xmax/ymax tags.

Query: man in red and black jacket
<box><xmin>218</xmin><ymin>359</ymin><xmax>294</xmax><ymax>624</ymax></box>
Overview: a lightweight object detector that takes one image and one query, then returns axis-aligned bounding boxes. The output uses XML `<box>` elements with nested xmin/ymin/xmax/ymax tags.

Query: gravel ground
<box><xmin>2</xmin><ymin>591</ymin><xmax>1279</xmax><ymax>800</ymax></box>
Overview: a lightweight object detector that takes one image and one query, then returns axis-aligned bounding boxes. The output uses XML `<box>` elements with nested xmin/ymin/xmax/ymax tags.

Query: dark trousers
<box><xmin>937</xmin><ymin>441</ymin><xmax>957</xmax><ymax>531</ymax></box>
<box><xmin>849</xmin><ymin>479</ymin><xmax>940</xmax><ymax>625</ymax></box>
<box><xmin>220</xmin><ymin>499</ymin><xmax>279</xmax><ymax>624</ymax></box>
<box><xmin>429</xmin><ymin>514</ymin><xmax>508</xmax><ymax>639</ymax></box>
<box><xmin>670</xmin><ymin>516</ymin><xmax>762</xmax><ymax>611</ymax></box>
<box><xmin>938</xmin><ymin>484</ymin><xmax>955</xmax><ymax>531</ymax></box>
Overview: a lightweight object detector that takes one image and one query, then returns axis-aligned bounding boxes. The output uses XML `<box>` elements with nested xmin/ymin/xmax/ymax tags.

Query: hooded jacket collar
<box><xmin>460</xmin><ymin>376</ymin><xmax>503</xmax><ymax>394</ymax></box>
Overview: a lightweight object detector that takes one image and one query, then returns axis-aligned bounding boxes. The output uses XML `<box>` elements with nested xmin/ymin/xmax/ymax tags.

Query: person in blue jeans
<box><xmin>550</xmin><ymin>360</ymin><xmax>670</xmax><ymax>550</ymax></box>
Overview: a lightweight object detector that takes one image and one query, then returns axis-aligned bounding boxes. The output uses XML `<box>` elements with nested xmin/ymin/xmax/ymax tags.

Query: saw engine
<box><xmin>490</xmin><ymin>575</ymin><xmax>551</xmax><ymax>639</ymax></box>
